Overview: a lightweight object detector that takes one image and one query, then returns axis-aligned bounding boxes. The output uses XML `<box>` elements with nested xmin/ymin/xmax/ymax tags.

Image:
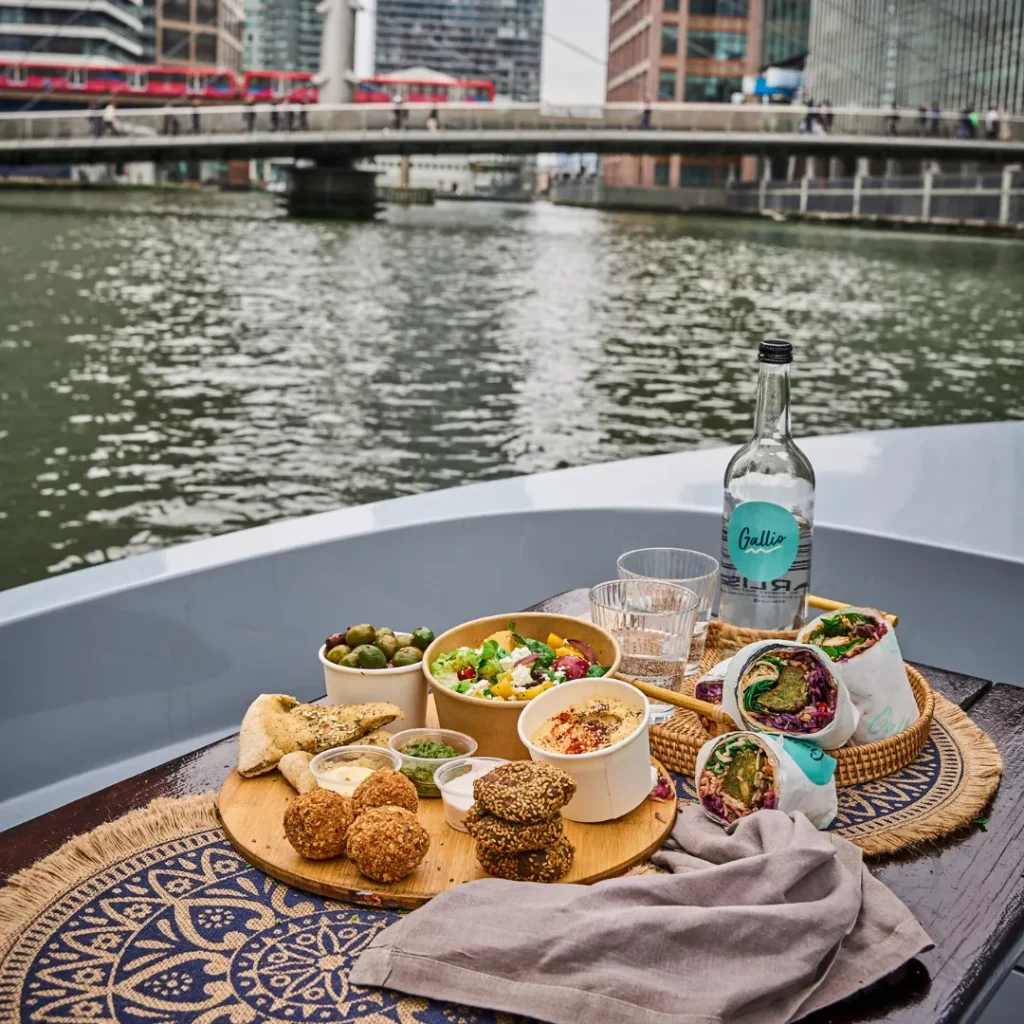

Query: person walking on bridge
<box><xmin>985</xmin><ymin>106</ymin><xmax>999</xmax><ymax>140</ymax></box>
<box><xmin>928</xmin><ymin>101</ymin><xmax>940</xmax><ymax>136</ymax></box>
<box><xmin>161</xmin><ymin>102</ymin><xmax>179</xmax><ymax>136</ymax></box>
<box><xmin>102</xmin><ymin>100</ymin><xmax>120</xmax><ymax>137</ymax></box>
<box><xmin>244</xmin><ymin>97</ymin><xmax>256</xmax><ymax>133</ymax></box>
<box><xmin>190</xmin><ymin>99</ymin><xmax>201</xmax><ymax>135</ymax></box>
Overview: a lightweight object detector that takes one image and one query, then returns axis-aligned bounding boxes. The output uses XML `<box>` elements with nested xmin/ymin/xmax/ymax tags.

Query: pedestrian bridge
<box><xmin>1</xmin><ymin>102</ymin><xmax>1022</xmax><ymax>166</ymax></box>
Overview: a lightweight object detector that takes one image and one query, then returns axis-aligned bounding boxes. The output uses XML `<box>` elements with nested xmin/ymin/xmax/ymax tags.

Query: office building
<box><xmin>806</xmin><ymin>0</ymin><xmax>1024</xmax><ymax>113</ymax></box>
<box><xmin>156</xmin><ymin>0</ymin><xmax>245</xmax><ymax>69</ymax></box>
<box><xmin>374</xmin><ymin>0</ymin><xmax>544</xmax><ymax>101</ymax></box>
<box><xmin>244</xmin><ymin>0</ymin><xmax>320</xmax><ymax>71</ymax></box>
<box><xmin>605</xmin><ymin>0</ymin><xmax>763</xmax><ymax>187</ymax></box>
<box><xmin>0</xmin><ymin>0</ymin><xmax>146</xmax><ymax>64</ymax></box>
<box><xmin>762</xmin><ymin>0</ymin><xmax>809</xmax><ymax>68</ymax></box>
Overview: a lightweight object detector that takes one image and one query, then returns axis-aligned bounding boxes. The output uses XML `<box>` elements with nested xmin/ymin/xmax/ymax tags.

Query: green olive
<box><xmin>394</xmin><ymin>632</ymin><xmax>414</xmax><ymax>648</ymax></box>
<box><xmin>392</xmin><ymin>646</ymin><xmax>423</xmax><ymax>667</ymax></box>
<box><xmin>355</xmin><ymin>644</ymin><xmax>388</xmax><ymax>670</ymax></box>
<box><xmin>345</xmin><ymin>623</ymin><xmax>376</xmax><ymax>647</ymax></box>
<box><xmin>339</xmin><ymin>650</ymin><xmax>361</xmax><ymax>668</ymax></box>
<box><xmin>376</xmin><ymin>635</ymin><xmax>399</xmax><ymax>661</ymax></box>
<box><xmin>411</xmin><ymin>627</ymin><xmax>434</xmax><ymax>651</ymax></box>
<box><xmin>325</xmin><ymin>644</ymin><xmax>352</xmax><ymax>665</ymax></box>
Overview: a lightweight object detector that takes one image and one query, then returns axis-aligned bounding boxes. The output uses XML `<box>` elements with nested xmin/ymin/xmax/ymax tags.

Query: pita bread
<box><xmin>237</xmin><ymin>694</ymin><xmax>403</xmax><ymax>777</ymax></box>
<box><xmin>278</xmin><ymin>751</ymin><xmax>317</xmax><ymax>793</ymax></box>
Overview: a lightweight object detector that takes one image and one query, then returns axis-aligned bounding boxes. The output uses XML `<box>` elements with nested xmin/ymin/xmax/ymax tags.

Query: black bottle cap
<box><xmin>758</xmin><ymin>339</ymin><xmax>793</xmax><ymax>364</ymax></box>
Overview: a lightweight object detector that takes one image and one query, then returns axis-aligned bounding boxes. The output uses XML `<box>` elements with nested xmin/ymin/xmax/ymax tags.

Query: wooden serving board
<box><xmin>218</xmin><ymin>761</ymin><xmax>677</xmax><ymax>910</ymax></box>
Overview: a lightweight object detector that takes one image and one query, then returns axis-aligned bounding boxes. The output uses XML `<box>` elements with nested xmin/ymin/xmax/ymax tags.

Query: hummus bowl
<box><xmin>517</xmin><ymin>676</ymin><xmax>652</xmax><ymax>823</ymax></box>
<box><xmin>423</xmin><ymin>613</ymin><xmax>622</xmax><ymax>761</ymax></box>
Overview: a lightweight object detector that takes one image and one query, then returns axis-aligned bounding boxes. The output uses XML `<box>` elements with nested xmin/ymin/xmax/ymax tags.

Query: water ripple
<box><xmin>0</xmin><ymin>194</ymin><xmax>1022</xmax><ymax>589</ymax></box>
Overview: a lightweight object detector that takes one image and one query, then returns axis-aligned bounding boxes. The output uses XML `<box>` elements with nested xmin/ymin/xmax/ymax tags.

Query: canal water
<box><xmin>1</xmin><ymin>191</ymin><xmax>1022</xmax><ymax>591</ymax></box>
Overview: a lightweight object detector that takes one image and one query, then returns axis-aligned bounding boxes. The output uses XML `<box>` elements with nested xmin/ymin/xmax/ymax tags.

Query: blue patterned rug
<box><xmin>0</xmin><ymin>693</ymin><xmax>999</xmax><ymax>1023</ymax></box>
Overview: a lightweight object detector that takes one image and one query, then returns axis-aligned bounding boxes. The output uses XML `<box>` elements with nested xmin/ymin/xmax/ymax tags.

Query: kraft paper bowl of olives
<box><xmin>319</xmin><ymin>624</ymin><xmax>435</xmax><ymax>731</ymax></box>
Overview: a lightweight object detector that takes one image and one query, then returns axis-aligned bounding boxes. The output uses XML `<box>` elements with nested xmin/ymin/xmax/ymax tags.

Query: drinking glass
<box><xmin>589</xmin><ymin>579</ymin><xmax>700</xmax><ymax>724</ymax></box>
<box><xmin>616</xmin><ymin>548</ymin><xmax>720</xmax><ymax>677</ymax></box>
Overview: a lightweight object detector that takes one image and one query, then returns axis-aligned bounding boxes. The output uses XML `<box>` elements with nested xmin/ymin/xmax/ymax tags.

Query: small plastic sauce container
<box><xmin>433</xmin><ymin>756</ymin><xmax>508</xmax><ymax>832</ymax></box>
<box><xmin>388</xmin><ymin>727</ymin><xmax>478</xmax><ymax>798</ymax></box>
<box><xmin>309</xmin><ymin>745</ymin><xmax>401</xmax><ymax>797</ymax></box>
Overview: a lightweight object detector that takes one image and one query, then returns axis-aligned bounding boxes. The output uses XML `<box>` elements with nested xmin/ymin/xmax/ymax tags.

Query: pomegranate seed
<box><xmin>457</xmin><ymin>667</ymin><xmax>475</xmax><ymax>681</ymax></box>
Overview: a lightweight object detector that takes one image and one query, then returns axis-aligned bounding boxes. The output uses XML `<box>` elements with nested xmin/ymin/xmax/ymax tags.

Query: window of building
<box><xmin>658</xmin><ymin>70</ymin><xmax>677</xmax><ymax>100</ymax></box>
<box><xmin>684</xmin><ymin>74</ymin><xmax>742</xmax><ymax>102</ymax></box>
<box><xmin>196</xmin><ymin>0</ymin><xmax>217</xmax><ymax>26</ymax></box>
<box><xmin>195</xmin><ymin>31</ymin><xmax>217</xmax><ymax>65</ymax></box>
<box><xmin>654</xmin><ymin>162</ymin><xmax>671</xmax><ymax>186</ymax></box>
<box><xmin>680</xmin><ymin>164</ymin><xmax>711</xmax><ymax>186</ymax></box>
<box><xmin>161</xmin><ymin>28</ymin><xmax>190</xmax><ymax>61</ymax></box>
<box><xmin>689</xmin><ymin>0</ymin><xmax>749</xmax><ymax>15</ymax></box>
<box><xmin>686</xmin><ymin>31</ymin><xmax>747</xmax><ymax>61</ymax></box>
<box><xmin>661</xmin><ymin>25</ymin><xmax>679</xmax><ymax>56</ymax></box>
<box><xmin>664</xmin><ymin>0</ymin><xmax>680</xmax><ymax>10</ymax></box>
<box><xmin>162</xmin><ymin>0</ymin><xmax>190</xmax><ymax>23</ymax></box>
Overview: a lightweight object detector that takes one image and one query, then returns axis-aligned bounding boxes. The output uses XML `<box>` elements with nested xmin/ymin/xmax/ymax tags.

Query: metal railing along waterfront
<box><xmin>1</xmin><ymin>101</ymin><xmax>1023</xmax><ymax>145</ymax></box>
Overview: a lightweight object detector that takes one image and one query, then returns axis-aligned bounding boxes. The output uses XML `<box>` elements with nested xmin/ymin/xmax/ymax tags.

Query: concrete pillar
<box><xmin>856</xmin><ymin>157</ymin><xmax>871</xmax><ymax>178</ymax></box>
<box><xmin>800</xmin><ymin>169</ymin><xmax>809</xmax><ymax>213</ymax></box>
<box><xmin>1000</xmin><ymin>165</ymin><xmax>1014</xmax><ymax>225</ymax></box>
<box><xmin>922</xmin><ymin>167</ymin><xmax>934</xmax><ymax>221</ymax></box>
<box><xmin>759</xmin><ymin>158</ymin><xmax>770</xmax><ymax>211</ymax></box>
<box><xmin>828</xmin><ymin>156</ymin><xmax>843</xmax><ymax>180</ymax></box>
<box><xmin>786</xmin><ymin>154</ymin><xmax>798</xmax><ymax>181</ymax></box>
<box><xmin>399</xmin><ymin>156</ymin><xmax>411</xmax><ymax>188</ymax></box>
<box><xmin>318</xmin><ymin>0</ymin><xmax>358</xmax><ymax>104</ymax></box>
<box><xmin>884</xmin><ymin>158</ymin><xmax>898</xmax><ymax>179</ymax></box>
<box><xmin>852</xmin><ymin>169</ymin><xmax>863</xmax><ymax>216</ymax></box>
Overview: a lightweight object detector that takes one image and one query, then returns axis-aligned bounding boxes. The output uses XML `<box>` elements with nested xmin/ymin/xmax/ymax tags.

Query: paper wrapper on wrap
<box><xmin>722</xmin><ymin>639</ymin><xmax>860</xmax><ymax>748</ymax></box>
<box><xmin>695</xmin><ymin>731</ymin><xmax>838</xmax><ymax>830</ymax></box>
<box><xmin>798</xmin><ymin>607</ymin><xmax>918</xmax><ymax>745</ymax></box>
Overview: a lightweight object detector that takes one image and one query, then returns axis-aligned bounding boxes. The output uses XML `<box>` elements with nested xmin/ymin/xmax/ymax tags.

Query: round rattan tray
<box><xmin>650</xmin><ymin>620</ymin><xmax>936</xmax><ymax>787</ymax></box>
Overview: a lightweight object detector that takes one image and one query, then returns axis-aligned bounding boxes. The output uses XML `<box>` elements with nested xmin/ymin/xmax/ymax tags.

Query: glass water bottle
<box><xmin>718</xmin><ymin>340</ymin><xmax>815</xmax><ymax>630</ymax></box>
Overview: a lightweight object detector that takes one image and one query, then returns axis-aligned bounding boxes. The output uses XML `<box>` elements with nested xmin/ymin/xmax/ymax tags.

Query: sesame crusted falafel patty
<box><xmin>464</xmin><ymin>803</ymin><xmax>564</xmax><ymax>854</ymax></box>
<box><xmin>477</xmin><ymin>835</ymin><xmax>575</xmax><ymax>882</ymax></box>
<box><xmin>473</xmin><ymin>760</ymin><xmax>576</xmax><ymax>824</ymax></box>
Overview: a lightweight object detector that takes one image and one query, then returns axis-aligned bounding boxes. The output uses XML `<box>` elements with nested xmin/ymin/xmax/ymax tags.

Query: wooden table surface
<box><xmin>2</xmin><ymin>589</ymin><xmax>1022</xmax><ymax>1024</ymax></box>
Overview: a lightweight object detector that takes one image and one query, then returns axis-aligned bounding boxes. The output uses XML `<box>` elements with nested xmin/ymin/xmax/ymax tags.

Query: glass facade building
<box><xmin>761</xmin><ymin>0</ymin><xmax>809</xmax><ymax>68</ymax></box>
<box><xmin>0</xmin><ymin>1</ymin><xmax>146</xmax><ymax>63</ymax></box>
<box><xmin>806</xmin><ymin>0</ymin><xmax>1024</xmax><ymax>112</ymax></box>
<box><xmin>244</xmin><ymin>0</ymin><xmax>320</xmax><ymax>72</ymax></box>
<box><xmin>374</xmin><ymin>0</ymin><xmax>544</xmax><ymax>102</ymax></box>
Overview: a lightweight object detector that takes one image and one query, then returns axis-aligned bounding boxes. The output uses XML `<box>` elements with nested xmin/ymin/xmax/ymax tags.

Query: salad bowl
<box><xmin>423</xmin><ymin>613</ymin><xmax>622</xmax><ymax>760</ymax></box>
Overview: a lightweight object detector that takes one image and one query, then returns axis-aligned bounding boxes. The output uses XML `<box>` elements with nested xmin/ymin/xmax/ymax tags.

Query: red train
<box><xmin>0</xmin><ymin>62</ymin><xmax>495</xmax><ymax>105</ymax></box>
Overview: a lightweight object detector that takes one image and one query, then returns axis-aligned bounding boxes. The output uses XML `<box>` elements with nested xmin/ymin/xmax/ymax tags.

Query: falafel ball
<box><xmin>477</xmin><ymin>835</ymin><xmax>575</xmax><ymax>882</ymax></box>
<box><xmin>346</xmin><ymin>805</ymin><xmax>430</xmax><ymax>882</ymax></box>
<box><xmin>352</xmin><ymin>768</ymin><xmax>418</xmax><ymax>816</ymax></box>
<box><xmin>283</xmin><ymin>788</ymin><xmax>354</xmax><ymax>860</ymax></box>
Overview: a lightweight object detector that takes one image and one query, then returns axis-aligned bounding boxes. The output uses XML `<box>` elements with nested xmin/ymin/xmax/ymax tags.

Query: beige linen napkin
<box><xmin>351</xmin><ymin>806</ymin><xmax>932</xmax><ymax>1024</ymax></box>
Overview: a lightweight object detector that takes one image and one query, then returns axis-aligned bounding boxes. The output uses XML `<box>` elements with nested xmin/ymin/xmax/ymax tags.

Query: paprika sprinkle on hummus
<box><xmin>531</xmin><ymin>696</ymin><xmax>644</xmax><ymax>755</ymax></box>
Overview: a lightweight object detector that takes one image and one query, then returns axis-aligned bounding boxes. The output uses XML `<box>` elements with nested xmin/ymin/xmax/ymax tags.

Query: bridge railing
<box><xmin>0</xmin><ymin>102</ymin><xmax>1022</xmax><ymax>144</ymax></box>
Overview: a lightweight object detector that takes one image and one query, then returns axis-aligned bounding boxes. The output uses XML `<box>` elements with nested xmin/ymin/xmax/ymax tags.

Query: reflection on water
<box><xmin>0</xmin><ymin>192</ymin><xmax>1022</xmax><ymax>590</ymax></box>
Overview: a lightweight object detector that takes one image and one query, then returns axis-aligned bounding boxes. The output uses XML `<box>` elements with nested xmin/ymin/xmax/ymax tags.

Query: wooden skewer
<box><xmin>611</xmin><ymin>672</ymin><xmax>738</xmax><ymax>731</ymax></box>
<box><xmin>807</xmin><ymin>595</ymin><xmax>899</xmax><ymax>627</ymax></box>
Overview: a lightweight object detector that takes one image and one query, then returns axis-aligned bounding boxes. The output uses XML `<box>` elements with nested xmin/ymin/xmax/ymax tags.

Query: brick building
<box><xmin>604</xmin><ymin>0</ymin><xmax>764</xmax><ymax>187</ymax></box>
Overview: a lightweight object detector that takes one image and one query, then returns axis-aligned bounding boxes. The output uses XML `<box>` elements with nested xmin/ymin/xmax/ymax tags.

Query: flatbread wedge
<box><xmin>237</xmin><ymin>694</ymin><xmax>403</xmax><ymax>777</ymax></box>
<box><xmin>278</xmin><ymin>751</ymin><xmax>317</xmax><ymax>793</ymax></box>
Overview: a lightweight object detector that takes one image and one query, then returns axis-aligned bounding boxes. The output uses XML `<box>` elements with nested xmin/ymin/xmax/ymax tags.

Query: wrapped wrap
<box><xmin>695</xmin><ymin>731</ymin><xmax>838</xmax><ymax>830</ymax></box>
<box><xmin>722</xmin><ymin>640</ymin><xmax>860</xmax><ymax>748</ymax></box>
<box><xmin>693</xmin><ymin>657</ymin><xmax>732</xmax><ymax>733</ymax></box>
<box><xmin>798</xmin><ymin>607</ymin><xmax>918</xmax><ymax>744</ymax></box>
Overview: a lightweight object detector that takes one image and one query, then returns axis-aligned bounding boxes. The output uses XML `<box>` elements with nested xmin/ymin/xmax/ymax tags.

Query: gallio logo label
<box><xmin>727</xmin><ymin>501</ymin><xmax>799</xmax><ymax>582</ymax></box>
